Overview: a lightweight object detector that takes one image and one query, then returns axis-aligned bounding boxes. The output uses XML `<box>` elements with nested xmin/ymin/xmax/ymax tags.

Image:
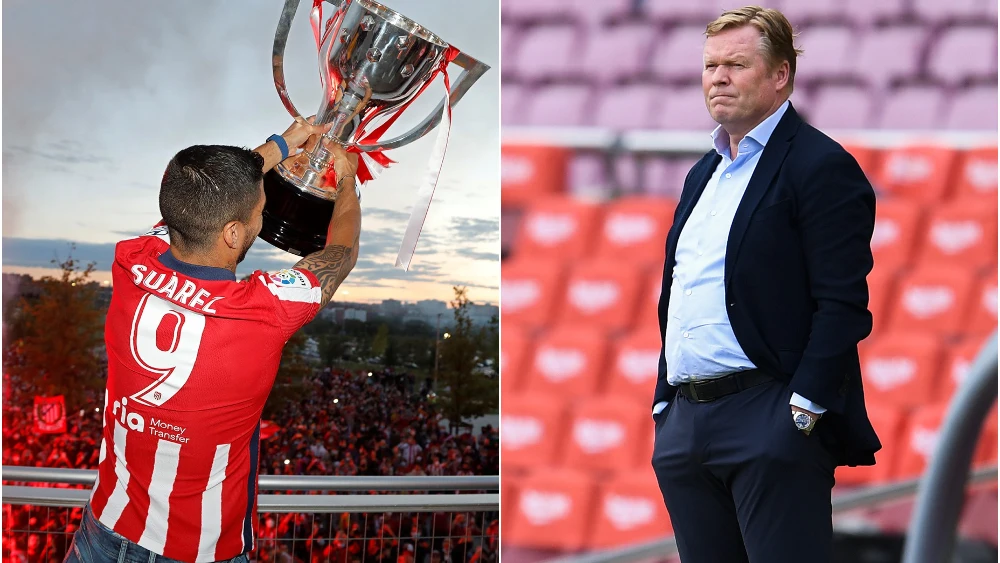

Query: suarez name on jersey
<box><xmin>88</xmin><ymin>224</ymin><xmax>322</xmax><ymax>562</ymax></box>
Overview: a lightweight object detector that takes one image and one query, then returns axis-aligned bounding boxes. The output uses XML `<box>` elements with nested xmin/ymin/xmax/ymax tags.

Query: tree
<box><xmin>4</xmin><ymin>252</ymin><xmax>105</xmax><ymax>411</ymax></box>
<box><xmin>371</xmin><ymin>323</ymin><xmax>390</xmax><ymax>359</ymax></box>
<box><xmin>384</xmin><ymin>336</ymin><xmax>398</xmax><ymax>368</ymax></box>
<box><xmin>435</xmin><ymin>287</ymin><xmax>499</xmax><ymax>428</ymax></box>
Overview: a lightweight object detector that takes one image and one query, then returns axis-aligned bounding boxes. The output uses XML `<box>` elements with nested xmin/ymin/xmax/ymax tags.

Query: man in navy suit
<box><xmin>650</xmin><ymin>6</ymin><xmax>881</xmax><ymax>562</ymax></box>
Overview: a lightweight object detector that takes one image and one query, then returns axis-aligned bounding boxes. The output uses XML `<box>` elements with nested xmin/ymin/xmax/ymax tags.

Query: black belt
<box><xmin>678</xmin><ymin>369</ymin><xmax>774</xmax><ymax>403</ymax></box>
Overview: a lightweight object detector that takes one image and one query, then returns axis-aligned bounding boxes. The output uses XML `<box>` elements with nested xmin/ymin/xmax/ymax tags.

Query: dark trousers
<box><xmin>651</xmin><ymin>379</ymin><xmax>836</xmax><ymax>563</ymax></box>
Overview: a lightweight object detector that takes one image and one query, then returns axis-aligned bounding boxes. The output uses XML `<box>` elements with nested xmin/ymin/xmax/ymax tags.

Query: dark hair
<box><xmin>159</xmin><ymin>145</ymin><xmax>265</xmax><ymax>251</ymax></box>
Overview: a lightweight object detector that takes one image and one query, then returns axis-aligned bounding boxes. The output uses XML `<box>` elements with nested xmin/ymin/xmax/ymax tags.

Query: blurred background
<box><xmin>499</xmin><ymin>0</ymin><xmax>997</xmax><ymax>562</ymax></box>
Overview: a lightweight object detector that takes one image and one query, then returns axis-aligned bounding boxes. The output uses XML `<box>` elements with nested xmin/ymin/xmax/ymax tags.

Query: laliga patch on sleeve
<box><xmin>143</xmin><ymin>225</ymin><xmax>169</xmax><ymax>238</ymax></box>
<box><xmin>266</xmin><ymin>268</ymin><xmax>313</xmax><ymax>289</ymax></box>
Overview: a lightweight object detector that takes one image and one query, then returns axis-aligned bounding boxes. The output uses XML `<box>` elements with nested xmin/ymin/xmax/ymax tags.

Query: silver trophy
<box><xmin>261</xmin><ymin>0</ymin><xmax>489</xmax><ymax>258</ymax></box>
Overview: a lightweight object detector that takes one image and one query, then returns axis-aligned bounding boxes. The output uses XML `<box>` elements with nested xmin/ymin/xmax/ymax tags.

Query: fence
<box><xmin>2</xmin><ymin>469</ymin><xmax>499</xmax><ymax>563</ymax></box>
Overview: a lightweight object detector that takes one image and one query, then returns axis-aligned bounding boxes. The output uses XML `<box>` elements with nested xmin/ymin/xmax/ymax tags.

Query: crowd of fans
<box><xmin>2</xmin><ymin>366</ymin><xmax>500</xmax><ymax>563</ymax></box>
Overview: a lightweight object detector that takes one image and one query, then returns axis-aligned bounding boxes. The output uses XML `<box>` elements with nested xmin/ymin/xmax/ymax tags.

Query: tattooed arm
<box><xmin>293</xmin><ymin>147</ymin><xmax>361</xmax><ymax>307</ymax></box>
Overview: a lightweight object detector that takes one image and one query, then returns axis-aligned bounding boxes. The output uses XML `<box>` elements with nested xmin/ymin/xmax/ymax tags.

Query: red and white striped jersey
<box><xmin>89</xmin><ymin>225</ymin><xmax>322</xmax><ymax>562</ymax></box>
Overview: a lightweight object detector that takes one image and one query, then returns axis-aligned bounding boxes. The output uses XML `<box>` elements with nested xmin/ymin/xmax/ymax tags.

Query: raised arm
<box><xmin>254</xmin><ymin>116</ymin><xmax>332</xmax><ymax>172</ymax></box>
<box><xmin>293</xmin><ymin>144</ymin><xmax>361</xmax><ymax>307</ymax></box>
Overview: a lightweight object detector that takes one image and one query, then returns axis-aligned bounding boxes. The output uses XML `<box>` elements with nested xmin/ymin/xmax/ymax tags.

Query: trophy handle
<box><xmin>273</xmin><ymin>0</ymin><xmax>306</xmax><ymax>120</ymax></box>
<box><xmin>352</xmin><ymin>51</ymin><xmax>490</xmax><ymax>152</ymax></box>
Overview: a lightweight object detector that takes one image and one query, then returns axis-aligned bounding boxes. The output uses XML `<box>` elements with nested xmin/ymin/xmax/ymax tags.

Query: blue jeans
<box><xmin>65</xmin><ymin>505</ymin><xmax>249</xmax><ymax>563</ymax></box>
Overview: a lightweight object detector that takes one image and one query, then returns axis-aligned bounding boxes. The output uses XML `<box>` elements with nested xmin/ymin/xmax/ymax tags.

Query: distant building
<box><xmin>344</xmin><ymin>308</ymin><xmax>367</xmax><ymax>322</ymax></box>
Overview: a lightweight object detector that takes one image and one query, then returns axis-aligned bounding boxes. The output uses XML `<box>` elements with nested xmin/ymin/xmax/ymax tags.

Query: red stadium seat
<box><xmin>500</xmin><ymin>258</ymin><xmax>565</xmax><ymax>329</ymax></box>
<box><xmin>841</xmin><ymin>143</ymin><xmax>880</xmax><ymax>181</ymax></box>
<box><xmin>867</xmin><ymin>263</ymin><xmax>899</xmax><ymax>336</ymax></box>
<box><xmin>500</xmin><ymin>392</ymin><xmax>569</xmax><ymax>470</ymax></box>
<box><xmin>607</xmin><ymin>330</ymin><xmax>663</xmax><ymax>404</ymax></box>
<box><xmin>595</xmin><ymin>196</ymin><xmax>676</xmax><ymax>265</ymax></box>
<box><xmin>860</xmin><ymin>332</ymin><xmax>945</xmax><ymax>408</ymax></box>
<box><xmin>515</xmin><ymin>197</ymin><xmax>603</xmax><ymax>260</ymax></box>
<box><xmin>588</xmin><ymin>469</ymin><xmax>672</xmax><ymax>549</ymax></box>
<box><xmin>563</xmin><ymin>395</ymin><xmax>649</xmax><ymax>472</ymax></box>
<box><xmin>501</xmin><ymin>325</ymin><xmax>532</xmax><ymax>395</ymax></box>
<box><xmin>875</xmin><ymin>145</ymin><xmax>960</xmax><ymax>203</ymax></box>
<box><xmin>896</xmin><ymin>403</ymin><xmax>950</xmax><ymax>479</ymax></box>
<box><xmin>636</xmin><ymin>269</ymin><xmax>664</xmax><ymax>334</ymax></box>
<box><xmin>887</xmin><ymin>265</ymin><xmax>977</xmax><ymax>336</ymax></box>
<box><xmin>556</xmin><ymin>260</ymin><xmax>646</xmax><ymax>333</ymax></box>
<box><xmin>506</xmin><ymin>468</ymin><xmax>598</xmax><ymax>551</ymax></box>
<box><xmin>966</xmin><ymin>270</ymin><xmax>998</xmax><ymax>336</ymax></box>
<box><xmin>835</xmin><ymin>405</ymin><xmax>906</xmax><ymax>484</ymax></box>
<box><xmin>871</xmin><ymin>198</ymin><xmax>924</xmax><ymax>274</ymax></box>
<box><xmin>918</xmin><ymin>200</ymin><xmax>998</xmax><ymax>270</ymax></box>
<box><xmin>526</xmin><ymin>327</ymin><xmax>610</xmax><ymax>398</ymax></box>
<box><xmin>939</xmin><ymin>336</ymin><xmax>990</xmax><ymax>404</ymax></box>
<box><xmin>953</xmin><ymin>146</ymin><xmax>998</xmax><ymax>204</ymax></box>
<box><xmin>501</xmin><ymin>144</ymin><xmax>572</xmax><ymax>205</ymax></box>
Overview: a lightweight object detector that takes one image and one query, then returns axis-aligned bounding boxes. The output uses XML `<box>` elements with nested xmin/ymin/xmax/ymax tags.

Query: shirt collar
<box><xmin>157</xmin><ymin>249</ymin><xmax>237</xmax><ymax>281</ymax></box>
<box><xmin>711</xmin><ymin>99</ymin><xmax>791</xmax><ymax>157</ymax></box>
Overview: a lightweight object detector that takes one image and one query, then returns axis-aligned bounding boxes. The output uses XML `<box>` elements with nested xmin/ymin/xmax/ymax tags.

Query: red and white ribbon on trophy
<box><xmin>310</xmin><ymin>0</ymin><xmax>459</xmax><ymax>270</ymax></box>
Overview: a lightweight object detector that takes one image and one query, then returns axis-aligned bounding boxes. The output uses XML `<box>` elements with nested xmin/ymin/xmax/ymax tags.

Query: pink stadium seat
<box><xmin>807</xmin><ymin>85</ymin><xmax>874</xmax><ymax>129</ymax></box>
<box><xmin>794</xmin><ymin>25</ymin><xmax>858</xmax><ymax>83</ymax></box>
<box><xmin>503</xmin><ymin>0</ymin><xmax>576</xmax><ymax>22</ymax></box>
<box><xmin>576</xmin><ymin>24</ymin><xmax>657</xmax><ymax>84</ymax></box>
<box><xmin>844</xmin><ymin>0</ymin><xmax>909</xmax><ymax>25</ymax></box>
<box><xmin>512</xmin><ymin>25</ymin><xmax>581</xmax><ymax>82</ymax></box>
<box><xmin>643</xmin><ymin>0</ymin><xmax>728</xmax><ymax>23</ymax></box>
<box><xmin>651</xmin><ymin>25</ymin><xmax>708</xmax><ymax>83</ymax></box>
<box><xmin>781</xmin><ymin>0</ymin><xmax>843</xmax><ymax>26</ymax></box>
<box><xmin>854</xmin><ymin>26</ymin><xmax>928</xmax><ymax>87</ymax></box>
<box><xmin>927</xmin><ymin>26</ymin><xmax>998</xmax><ymax>84</ymax></box>
<box><xmin>654</xmin><ymin>85</ymin><xmax>718</xmax><ymax>130</ymax></box>
<box><xmin>913</xmin><ymin>0</ymin><xmax>994</xmax><ymax>22</ymax></box>
<box><xmin>591</xmin><ymin>84</ymin><xmax>662</xmax><ymax>129</ymax></box>
<box><xmin>944</xmin><ymin>86</ymin><xmax>999</xmax><ymax>130</ymax></box>
<box><xmin>565</xmin><ymin>0</ymin><xmax>635</xmax><ymax>27</ymax></box>
<box><xmin>523</xmin><ymin>84</ymin><xmax>594</xmax><ymax>127</ymax></box>
<box><xmin>877</xmin><ymin>86</ymin><xmax>946</xmax><ymax>130</ymax></box>
<box><xmin>502</xmin><ymin>83</ymin><xmax>525</xmax><ymax>125</ymax></box>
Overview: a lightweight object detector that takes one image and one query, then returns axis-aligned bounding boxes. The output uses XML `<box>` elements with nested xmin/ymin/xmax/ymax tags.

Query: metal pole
<box><xmin>901</xmin><ymin>330</ymin><xmax>998</xmax><ymax>563</ymax></box>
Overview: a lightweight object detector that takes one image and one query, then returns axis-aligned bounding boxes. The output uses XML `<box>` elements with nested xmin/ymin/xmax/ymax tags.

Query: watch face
<box><xmin>794</xmin><ymin>412</ymin><xmax>811</xmax><ymax>430</ymax></box>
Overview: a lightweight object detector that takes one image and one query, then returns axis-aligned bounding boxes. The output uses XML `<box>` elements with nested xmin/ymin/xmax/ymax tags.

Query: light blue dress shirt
<box><xmin>654</xmin><ymin>101</ymin><xmax>824</xmax><ymax>416</ymax></box>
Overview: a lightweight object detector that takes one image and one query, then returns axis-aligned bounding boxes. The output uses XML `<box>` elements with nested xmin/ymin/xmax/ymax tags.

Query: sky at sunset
<box><xmin>2</xmin><ymin>0</ymin><xmax>500</xmax><ymax>305</ymax></box>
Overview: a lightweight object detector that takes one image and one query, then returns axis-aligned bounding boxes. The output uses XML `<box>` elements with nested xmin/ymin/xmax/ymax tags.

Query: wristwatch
<box><xmin>792</xmin><ymin>409</ymin><xmax>817</xmax><ymax>433</ymax></box>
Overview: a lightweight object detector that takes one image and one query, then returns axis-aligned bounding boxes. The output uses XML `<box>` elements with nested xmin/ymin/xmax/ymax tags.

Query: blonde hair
<box><xmin>706</xmin><ymin>6</ymin><xmax>803</xmax><ymax>93</ymax></box>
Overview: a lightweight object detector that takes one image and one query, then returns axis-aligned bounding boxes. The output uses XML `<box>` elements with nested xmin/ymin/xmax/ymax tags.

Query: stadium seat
<box><xmin>591</xmin><ymin>84</ymin><xmax>663</xmax><ymax>130</ymax></box>
<box><xmin>642</xmin><ymin>0</ymin><xmax>723</xmax><ymax>25</ymax></box>
<box><xmin>867</xmin><ymin>263</ymin><xmax>899</xmax><ymax>336</ymax></box>
<box><xmin>917</xmin><ymin>200</ymin><xmax>998</xmax><ymax>270</ymax></box>
<box><xmin>835</xmin><ymin>405</ymin><xmax>907</xmax><ymax>484</ymax></box>
<box><xmin>939</xmin><ymin>336</ymin><xmax>991</xmax><ymax>404</ymax></box>
<box><xmin>844</xmin><ymin>0</ymin><xmax>909</xmax><ymax>25</ymax></box>
<box><xmin>514</xmin><ymin>197</ymin><xmax>604</xmax><ymax>260</ymax></box>
<box><xmin>502</xmin><ymin>0</ymin><xmax>576</xmax><ymax>22</ymax></box>
<box><xmin>877</xmin><ymin>86</ymin><xmax>947</xmax><ymax>130</ymax></box>
<box><xmin>556</xmin><ymin>260</ymin><xmax>647</xmax><ymax>332</ymax></box>
<box><xmin>500</xmin><ymin>258</ymin><xmax>566</xmax><ymax>328</ymax></box>
<box><xmin>526</xmin><ymin>326</ymin><xmax>611</xmax><ymax>397</ymax></box>
<box><xmin>523</xmin><ymin>84</ymin><xmax>594</xmax><ymax>127</ymax></box>
<box><xmin>577</xmin><ymin>24</ymin><xmax>657</xmax><ymax>84</ymax></box>
<box><xmin>650</xmin><ymin>25</ymin><xmax>709</xmax><ymax>82</ymax></box>
<box><xmin>896</xmin><ymin>403</ymin><xmax>950</xmax><ymax>479</ymax></box>
<box><xmin>913</xmin><ymin>0</ymin><xmax>994</xmax><ymax>22</ymax></box>
<box><xmin>636</xmin><ymin>270</ymin><xmax>664</xmax><ymax>336</ymax></box>
<box><xmin>595</xmin><ymin>196</ymin><xmax>676</xmax><ymax>264</ymax></box>
<box><xmin>501</xmin><ymin>144</ymin><xmax>572</xmax><ymax>205</ymax></box>
<box><xmin>807</xmin><ymin>85</ymin><xmax>875</xmax><ymax>130</ymax></box>
<box><xmin>511</xmin><ymin>25</ymin><xmax>580</xmax><ymax>82</ymax></box>
<box><xmin>588</xmin><ymin>469</ymin><xmax>672</xmax><ymax>549</ymax></box>
<box><xmin>794</xmin><ymin>26</ymin><xmax>858</xmax><ymax>83</ymax></box>
<box><xmin>875</xmin><ymin>145</ymin><xmax>960</xmax><ymax>203</ymax></box>
<box><xmin>607</xmin><ymin>330</ymin><xmax>663</xmax><ymax>405</ymax></box>
<box><xmin>860</xmin><ymin>332</ymin><xmax>945</xmax><ymax>408</ymax></box>
<box><xmin>953</xmin><ymin>146</ymin><xmax>998</xmax><ymax>203</ymax></box>
<box><xmin>506</xmin><ymin>468</ymin><xmax>598</xmax><ymax>551</ymax></box>
<box><xmin>501</xmin><ymin>392</ymin><xmax>570</xmax><ymax>470</ymax></box>
<box><xmin>839</xmin><ymin>143</ymin><xmax>880</xmax><ymax>181</ymax></box>
<box><xmin>966</xmin><ymin>270</ymin><xmax>998</xmax><ymax>336</ymax></box>
<box><xmin>888</xmin><ymin>265</ymin><xmax>977</xmax><ymax>336</ymax></box>
<box><xmin>870</xmin><ymin>198</ymin><xmax>924</xmax><ymax>274</ymax></box>
<box><xmin>655</xmin><ymin>85</ymin><xmax>720</xmax><ymax>131</ymax></box>
<box><xmin>501</xmin><ymin>324</ymin><xmax>532</xmax><ymax>395</ymax></box>
<box><xmin>943</xmin><ymin>85</ymin><xmax>998</xmax><ymax>130</ymax></box>
<box><xmin>563</xmin><ymin>395</ymin><xmax>650</xmax><ymax>472</ymax></box>
<box><xmin>854</xmin><ymin>26</ymin><xmax>928</xmax><ymax>87</ymax></box>
<box><xmin>926</xmin><ymin>26</ymin><xmax>998</xmax><ymax>85</ymax></box>
<box><xmin>782</xmin><ymin>0</ymin><xmax>847</xmax><ymax>27</ymax></box>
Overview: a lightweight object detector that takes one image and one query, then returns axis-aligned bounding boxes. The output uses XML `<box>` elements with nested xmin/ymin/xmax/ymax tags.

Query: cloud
<box><xmin>450</xmin><ymin>217</ymin><xmax>499</xmax><ymax>244</ymax></box>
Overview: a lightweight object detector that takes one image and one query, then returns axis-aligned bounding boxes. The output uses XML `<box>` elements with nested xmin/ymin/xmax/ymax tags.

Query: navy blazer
<box><xmin>654</xmin><ymin>104</ymin><xmax>882</xmax><ymax>467</ymax></box>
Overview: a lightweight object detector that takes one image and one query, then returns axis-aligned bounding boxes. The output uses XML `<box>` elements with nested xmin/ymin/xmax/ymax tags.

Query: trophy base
<box><xmin>260</xmin><ymin>169</ymin><xmax>335</xmax><ymax>257</ymax></box>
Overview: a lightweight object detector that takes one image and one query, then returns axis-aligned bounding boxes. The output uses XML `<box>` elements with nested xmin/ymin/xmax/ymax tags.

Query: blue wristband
<box><xmin>267</xmin><ymin>134</ymin><xmax>289</xmax><ymax>160</ymax></box>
